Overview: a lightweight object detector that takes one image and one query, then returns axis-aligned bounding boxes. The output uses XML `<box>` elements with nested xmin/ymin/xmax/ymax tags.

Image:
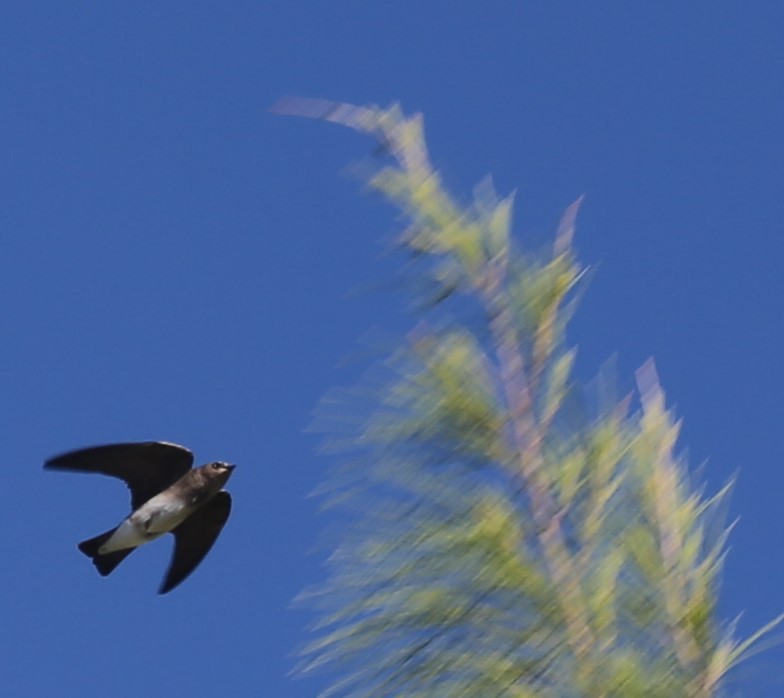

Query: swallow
<box><xmin>44</xmin><ymin>441</ymin><xmax>235</xmax><ymax>594</ymax></box>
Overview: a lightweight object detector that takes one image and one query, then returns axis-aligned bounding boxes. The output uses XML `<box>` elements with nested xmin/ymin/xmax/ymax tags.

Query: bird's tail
<box><xmin>78</xmin><ymin>528</ymin><xmax>135</xmax><ymax>576</ymax></box>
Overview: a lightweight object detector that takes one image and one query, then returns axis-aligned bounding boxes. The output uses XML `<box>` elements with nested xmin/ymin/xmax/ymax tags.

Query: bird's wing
<box><xmin>159</xmin><ymin>491</ymin><xmax>231</xmax><ymax>594</ymax></box>
<box><xmin>44</xmin><ymin>441</ymin><xmax>194</xmax><ymax>510</ymax></box>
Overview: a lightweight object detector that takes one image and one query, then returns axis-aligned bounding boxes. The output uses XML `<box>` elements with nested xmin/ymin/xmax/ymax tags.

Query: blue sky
<box><xmin>2</xmin><ymin>2</ymin><xmax>783</xmax><ymax>696</ymax></box>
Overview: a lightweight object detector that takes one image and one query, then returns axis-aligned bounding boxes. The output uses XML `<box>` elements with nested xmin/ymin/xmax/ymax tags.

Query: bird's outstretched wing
<box><xmin>44</xmin><ymin>441</ymin><xmax>194</xmax><ymax>510</ymax></box>
<box><xmin>159</xmin><ymin>491</ymin><xmax>232</xmax><ymax>594</ymax></box>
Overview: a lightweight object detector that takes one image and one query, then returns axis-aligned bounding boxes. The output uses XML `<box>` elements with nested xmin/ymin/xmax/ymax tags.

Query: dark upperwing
<box><xmin>44</xmin><ymin>441</ymin><xmax>194</xmax><ymax>510</ymax></box>
<box><xmin>159</xmin><ymin>491</ymin><xmax>232</xmax><ymax>594</ymax></box>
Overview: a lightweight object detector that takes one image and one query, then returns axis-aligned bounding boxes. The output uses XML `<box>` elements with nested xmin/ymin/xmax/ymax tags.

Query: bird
<box><xmin>44</xmin><ymin>441</ymin><xmax>235</xmax><ymax>594</ymax></box>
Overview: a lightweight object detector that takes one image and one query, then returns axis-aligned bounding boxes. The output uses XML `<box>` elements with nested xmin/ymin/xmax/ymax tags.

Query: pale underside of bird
<box><xmin>44</xmin><ymin>441</ymin><xmax>235</xmax><ymax>594</ymax></box>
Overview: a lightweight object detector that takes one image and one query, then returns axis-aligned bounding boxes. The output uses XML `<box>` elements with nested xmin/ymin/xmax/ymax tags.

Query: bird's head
<box><xmin>200</xmin><ymin>461</ymin><xmax>236</xmax><ymax>492</ymax></box>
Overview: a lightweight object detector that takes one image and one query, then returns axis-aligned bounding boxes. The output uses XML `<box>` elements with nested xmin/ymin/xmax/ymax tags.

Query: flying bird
<box><xmin>44</xmin><ymin>441</ymin><xmax>235</xmax><ymax>594</ymax></box>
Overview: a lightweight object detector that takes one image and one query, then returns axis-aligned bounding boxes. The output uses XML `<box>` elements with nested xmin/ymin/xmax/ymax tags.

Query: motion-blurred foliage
<box><xmin>275</xmin><ymin>97</ymin><xmax>781</xmax><ymax>697</ymax></box>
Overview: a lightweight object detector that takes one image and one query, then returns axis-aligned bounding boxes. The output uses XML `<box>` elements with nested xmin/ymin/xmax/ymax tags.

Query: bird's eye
<box><xmin>211</xmin><ymin>463</ymin><xmax>221</xmax><ymax>470</ymax></box>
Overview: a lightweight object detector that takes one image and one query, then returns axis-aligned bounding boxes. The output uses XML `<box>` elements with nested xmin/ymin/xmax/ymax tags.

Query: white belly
<box><xmin>98</xmin><ymin>493</ymin><xmax>192</xmax><ymax>554</ymax></box>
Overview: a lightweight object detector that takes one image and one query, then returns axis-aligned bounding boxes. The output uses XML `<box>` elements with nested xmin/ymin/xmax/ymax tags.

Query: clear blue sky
<box><xmin>2</xmin><ymin>3</ymin><xmax>782</xmax><ymax>696</ymax></box>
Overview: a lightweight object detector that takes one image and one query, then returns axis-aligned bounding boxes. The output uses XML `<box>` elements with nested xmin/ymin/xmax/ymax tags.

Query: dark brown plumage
<box><xmin>45</xmin><ymin>441</ymin><xmax>235</xmax><ymax>594</ymax></box>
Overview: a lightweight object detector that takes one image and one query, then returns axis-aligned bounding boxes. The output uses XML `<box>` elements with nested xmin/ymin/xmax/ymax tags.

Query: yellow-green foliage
<box><xmin>276</xmin><ymin>97</ymin><xmax>780</xmax><ymax>697</ymax></box>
